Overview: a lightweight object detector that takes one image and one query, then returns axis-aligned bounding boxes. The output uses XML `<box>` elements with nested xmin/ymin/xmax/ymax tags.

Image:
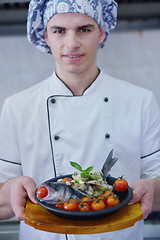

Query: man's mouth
<box><xmin>63</xmin><ymin>54</ymin><xmax>84</xmax><ymax>59</ymax></box>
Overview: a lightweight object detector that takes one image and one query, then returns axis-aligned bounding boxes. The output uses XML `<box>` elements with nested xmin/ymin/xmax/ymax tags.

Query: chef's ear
<box><xmin>98</xmin><ymin>28</ymin><xmax>106</xmax><ymax>44</ymax></box>
<box><xmin>44</xmin><ymin>30</ymin><xmax>49</xmax><ymax>46</ymax></box>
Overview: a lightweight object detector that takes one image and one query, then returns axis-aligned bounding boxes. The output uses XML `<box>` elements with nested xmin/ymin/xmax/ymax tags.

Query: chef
<box><xmin>0</xmin><ymin>0</ymin><xmax>160</xmax><ymax>240</ymax></box>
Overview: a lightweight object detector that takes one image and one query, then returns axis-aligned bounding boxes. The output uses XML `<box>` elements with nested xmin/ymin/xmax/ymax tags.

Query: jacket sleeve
<box><xmin>141</xmin><ymin>92</ymin><xmax>160</xmax><ymax>179</ymax></box>
<box><xmin>0</xmin><ymin>98</ymin><xmax>22</xmax><ymax>182</ymax></box>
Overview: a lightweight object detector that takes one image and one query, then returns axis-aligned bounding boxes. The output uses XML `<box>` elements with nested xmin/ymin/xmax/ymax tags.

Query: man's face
<box><xmin>44</xmin><ymin>13</ymin><xmax>105</xmax><ymax>77</ymax></box>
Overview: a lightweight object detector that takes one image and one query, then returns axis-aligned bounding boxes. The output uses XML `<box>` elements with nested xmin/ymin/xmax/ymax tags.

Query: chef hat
<box><xmin>27</xmin><ymin>0</ymin><xmax>118</xmax><ymax>54</ymax></box>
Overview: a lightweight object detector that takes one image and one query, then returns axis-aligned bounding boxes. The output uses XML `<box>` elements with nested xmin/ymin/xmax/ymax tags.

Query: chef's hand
<box><xmin>2</xmin><ymin>176</ymin><xmax>37</xmax><ymax>221</ymax></box>
<box><xmin>130</xmin><ymin>179</ymin><xmax>154</xmax><ymax>219</ymax></box>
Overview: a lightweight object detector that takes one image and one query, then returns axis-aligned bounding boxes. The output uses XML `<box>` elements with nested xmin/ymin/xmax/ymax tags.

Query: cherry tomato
<box><xmin>105</xmin><ymin>195</ymin><xmax>120</xmax><ymax>208</ymax></box>
<box><xmin>55</xmin><ymin>201</ymin><xmax>64</xmax><ymax>209</ymax></box>
<box><xmin>91</xmin><ymin>199</ymin><xmax>106</xmax><ymax>211</ymax></box>
<box><xmin>37</xmin><ymin>186</ymin><xmax>48</xmax><ymax>198</ymax></box>
<box><xmin>95</xmin><ymin>190</ymin><xmax>112</xmax><ymax>203</ymax></box>
<box><xmin>94</xmin><ymin>196</ymin><xmax>105</xmax><ymax>204</ymax></box>
<box><xmin>102</xmin><ymin>190</ymin><xmax>113</xmax><ymax>198</ymax></box>
<box><xmin>80</xmin><ymin>196</ymin><xmax>93</xmax><ymax>207</ymax></box>
<box><xmin>79</xmin><ymin>202</ymin><xmax>91</xmax><ymax>211</ymax></box>
<box><xmin>63</xmin><ymin>198</ymin><xmax>79</xmax><ymax>211</ymax></box>
<box><xmin>114</xmin><ymin>178</ymin><xmax>128</xmax><ymax>192</ymax></box>
<box><xmin>61</xmin><ymin>178</ymin><xmax>72</xmax><ymax>182</ymax></box>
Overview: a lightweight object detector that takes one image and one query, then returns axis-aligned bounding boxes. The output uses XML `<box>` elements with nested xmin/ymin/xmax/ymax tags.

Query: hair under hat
<box><xmin>27</xmin><ymin>0</ymin><xmax>118</xmax><ymax>54</ymax></box>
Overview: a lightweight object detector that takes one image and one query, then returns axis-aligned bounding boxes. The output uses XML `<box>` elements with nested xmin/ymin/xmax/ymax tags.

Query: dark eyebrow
<box><xmin>50</xmin><ymin>24</ymin><xmax>95</xmax><ymax>30</ymax></box>
<box><xmin>50</xmin><ymin>26</ymin><xmax>65</xmax><ymax>30</ymax></box>
<box><xmin>78</xmin><ymin>24</ymin><xmax>95</xmax><ymax>29</ymax></box>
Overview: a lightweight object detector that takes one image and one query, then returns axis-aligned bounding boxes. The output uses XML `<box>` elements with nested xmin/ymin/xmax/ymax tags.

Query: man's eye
<box><xmin>80</xmin><ymin>28</ymin><xmax>90</xmax><ymax>33</ymax></box>
<box><xmin>53</xmin><ymin>30</ymin><xmax>65</xmax><ymax>34</ymax></box>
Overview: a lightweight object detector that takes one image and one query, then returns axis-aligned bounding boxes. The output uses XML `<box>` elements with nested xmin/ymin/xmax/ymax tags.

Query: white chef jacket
<box><xmin>0</xmin><ymin>71</ymin><xmax>160</xmax><ymax>240</ymax></box>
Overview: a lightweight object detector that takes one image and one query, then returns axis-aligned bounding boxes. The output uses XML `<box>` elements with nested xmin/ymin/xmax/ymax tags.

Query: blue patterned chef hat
<box><xmin>27</xmin><ymin>0</ymin><xmax>118</xmax><ymax>54</ymax></box>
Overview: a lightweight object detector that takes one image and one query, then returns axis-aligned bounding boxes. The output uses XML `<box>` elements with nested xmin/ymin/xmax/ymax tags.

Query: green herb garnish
<box><xmin>70</xmin><ymin>161</ymin><xmax>94</xmax><ymax>178</ymax></box>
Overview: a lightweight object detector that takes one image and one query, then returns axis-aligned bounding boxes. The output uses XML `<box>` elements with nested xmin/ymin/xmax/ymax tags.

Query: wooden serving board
<box><xmin>24</xmin><ymin>199</ymin><xmax>143</xmax><ymax>234</ymax></box>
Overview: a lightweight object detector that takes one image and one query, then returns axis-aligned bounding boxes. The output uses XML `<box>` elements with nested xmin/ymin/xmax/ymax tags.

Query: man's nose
<box><xmin>65</xmin><ymin>32</ymin><xmax>80</xmax><ymax>50</ymax></box>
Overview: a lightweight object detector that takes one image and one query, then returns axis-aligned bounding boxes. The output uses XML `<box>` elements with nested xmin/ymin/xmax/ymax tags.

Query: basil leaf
<box><xmin>85</xmin><ymin>166</ymin><xmax>94</xmax><ymax>173</ymax></box>
<box><xmin>88</xmin><ymin>173</ymin><xmax>99</xmax><ymax>180</ymax></box>
<box><xmin>70</xmin><ymin>161</ymin><xmax>82</xmax><ymax>172</ymax></box>
<box><xmin>80</xmin><ymin>172</ymin><xmax>89</xmax><ymax>178</ymax></box>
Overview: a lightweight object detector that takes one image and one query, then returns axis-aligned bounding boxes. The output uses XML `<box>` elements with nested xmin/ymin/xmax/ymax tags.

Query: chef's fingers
<box><xmin>129</xmin><ymin>179</ymin><xmax>154</xmax><ymax>219</ymax></box>
<box><xmin>10</xmin><ymin>176</ymin><xmax>37</xmax><ymax>220</ymax></box>
<box><xmin>23</xmin><ymin>178</ymin><xmax>37</xmax><ymax>204</ymax></box>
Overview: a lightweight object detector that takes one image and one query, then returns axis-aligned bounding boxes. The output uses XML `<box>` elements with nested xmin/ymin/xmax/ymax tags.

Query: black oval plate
<box><xmin>35</xmin><ymin>174</ymin><xmax>132</xmax><ymax>220</ymax></box>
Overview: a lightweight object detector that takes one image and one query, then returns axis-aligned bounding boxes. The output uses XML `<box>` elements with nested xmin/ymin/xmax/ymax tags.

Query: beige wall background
<box><xmin>0</xmin><ymin>28</ymin><xmax>160</xmax><ymax>110</ymax></box>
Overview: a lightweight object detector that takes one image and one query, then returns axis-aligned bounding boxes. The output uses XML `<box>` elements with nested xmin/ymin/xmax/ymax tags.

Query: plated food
<box><xmin>35</xmin><ymin>151</ymin><xmax>132</xmax><ymax>220</ymax></box>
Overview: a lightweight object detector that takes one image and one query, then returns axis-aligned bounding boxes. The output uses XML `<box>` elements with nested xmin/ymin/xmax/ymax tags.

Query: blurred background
<box><xmin>0</xmin><ymin>0</ymin><xmax>160</xmax><ymax>239</ymax></box>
